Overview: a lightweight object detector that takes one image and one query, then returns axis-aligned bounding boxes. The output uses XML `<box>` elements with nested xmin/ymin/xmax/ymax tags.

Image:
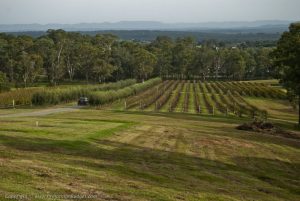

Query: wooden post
<box><xmin>124</xmin><ymin>101</ymin><xmax>127</xmax><ymax>110</ymax></box>
<box><xmin>12</xmin><ymin>99</ymin><xmax>15</xmax><ymax>109</ymax></box>
<box><xmin>140</xmin><ymin>101</ymin><xmax>142</xmax><ymax>110</ymax></box>
<box><xmin>212</xmin><ymin>106</ymin><xmax>215</xmax><ymax>115</ymax></box>
<box><xmin>36</xmin><ymin>121</ymin><xmax>39</xmax><ymax>127</ymax></box>
<box><xmin>199</xmin><ymin>106</ymin><xmax>201</xmax><ymax>113</ymax></box>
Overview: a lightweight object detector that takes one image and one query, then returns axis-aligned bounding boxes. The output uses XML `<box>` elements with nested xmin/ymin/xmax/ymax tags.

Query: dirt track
<box><xmin>0</xmin><ymin>107</ymin><xmax>80</xmax><ymax>118</ymax></box>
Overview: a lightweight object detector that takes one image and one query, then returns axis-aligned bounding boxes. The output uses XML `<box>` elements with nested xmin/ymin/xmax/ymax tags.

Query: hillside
<box><xmin>0</xmin><ymin>104</ymin><xmax>299</xmax><ymax>200</ymax></box>
<box><xmin>0</xmin><ymin>79</ymin><xmax>299</xmax><ymax>200</ymax></box>
<box><xmin>1</xmin><ymin>20</ymin><xmax>292</xmax><ymax>43</ymax></box>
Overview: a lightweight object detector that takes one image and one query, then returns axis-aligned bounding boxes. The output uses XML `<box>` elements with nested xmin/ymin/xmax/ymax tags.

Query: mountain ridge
<box><xmin>0</xmin><ymin>20</ymin><xmax>296</xmax><ymax>32</ymax></box>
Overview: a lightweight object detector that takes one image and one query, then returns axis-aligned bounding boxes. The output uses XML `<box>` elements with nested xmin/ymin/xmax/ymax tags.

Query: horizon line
<box><xmin>0</xmin><ymin>19</ymin><xmax>298</xmax><ymax>26</ymax></box>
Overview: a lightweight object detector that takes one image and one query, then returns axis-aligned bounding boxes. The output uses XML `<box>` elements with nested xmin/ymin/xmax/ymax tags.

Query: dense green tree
<box><xmin>33</xmin><ymin>37</ymin><xmax>56</xmax><ymax>83</ymax></box>
<box><xmin>254</xmin><ymin>48</ymin><xmax>272</xmax><ymax>78</ymax></box>
<box><xmin>46</xmin><ymin>29</ymin><xmax>67</xmax><ymax>85</ymax></box>
<box><xmin>92</xmin><ymin>34</ymin><xmax>119</xmax><ymax>82</ymax></box>
<box><xmin>0</xmin><ymin>71</ymin><xmax>10</xmax><ymax>92</ymax></box>
<box><xmin>0</xmin><ymin>30</ymin><xmax>276</xmax><ymax>86</ymax></box>
<box><xmin>93</xmin><ymin>34</ymin><xmax>117</xmax><ymax>54</ymax></box>
<box><xmin>192</xmin><ymin>46</ymin><xmax>215</xmax><ymax>80</ymax></box>
<box><xmin>110</xmin><ymin>43</ymin><xmax>129</xmax><ymax>80</ymax></box>
<box><xmin>77</xmin><ymin>43</ymin><xmax>98</xmax><ymax>82</ymax></box>
<box><xmin>149</xmin><ymin>36</ymin><xmax>174</xmax><ymax>77</ymax></box>
<box><xmin>63</xmin><ymin>37</ymin><xmax>80</xmax><ymax>81</ymax></box>
<box><xmin>272</xmin><ymin>23</ymin><xmax>300</xmax><ymax>125</ymax></box>
<box><xmin>113</xmin><ymin>41</ymin><xmax>140</xmax><ymax>79</ymax></box>
<box><xmin>93</xmin><ymin>59</ymin><xmax>117</xmax><ymax>83</ymax></box>
<box><xmin>172</xmin><ymin>37</ymin><xmax>196</xmax><ymax>78</ymax></box>
<box><xmin>0</xmin><ymin>37</ymin><xmax>8</xmax><ymax>78</ymax></box>
<box><xmin>223</xmin><ymin>49</ymin><xmax>246</xmax><ymax>80</ymax></box>
<box><xmin>3</xmin><ymin>36</ymin><xmax>33</xmax><ymax>82</ymax></box>
<box><xmin>241</xmin><ymin>49</ymin><xmax>257</xmax><ymax>78</ymax></box>
<box><xmin>133</xmin><ymin>48</ymin><xmax>157</xmax><ymax>82</ymax></box>
<box><xmin>16</xmin><ymin>52</ymin><xmax>43</xmax><ymax>87</ymax></box>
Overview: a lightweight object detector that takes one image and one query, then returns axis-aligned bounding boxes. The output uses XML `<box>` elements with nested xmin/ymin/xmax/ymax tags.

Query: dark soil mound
<box><xmin>236</xmin><ymin>121</ymin><xmax>300</xmax><ymax>139</ymax></box>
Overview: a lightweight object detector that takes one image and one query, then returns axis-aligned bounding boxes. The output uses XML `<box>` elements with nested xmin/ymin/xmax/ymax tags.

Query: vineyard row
<box><xmin>124</xmin><ymin>80</ymin><xmax>270</xmax><ymax>119</ymax></box>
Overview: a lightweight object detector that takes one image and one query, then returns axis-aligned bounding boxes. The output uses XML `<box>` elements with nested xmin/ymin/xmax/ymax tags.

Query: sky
<box><xmin>0</xmin><ymin>0</ymin><xmax>300</xmax><ymax>24</ymax></box>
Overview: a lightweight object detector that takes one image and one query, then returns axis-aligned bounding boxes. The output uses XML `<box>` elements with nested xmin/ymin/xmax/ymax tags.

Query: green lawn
<box><xmin>0</xmin><ymin>106</ymin><xmax>299</xmax><ymax>201</ymax></box>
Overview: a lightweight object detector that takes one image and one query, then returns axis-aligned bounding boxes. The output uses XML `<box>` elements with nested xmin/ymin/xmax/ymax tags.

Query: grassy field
<box><xmin>0</xmin><ymin>79</ymin><xmax>299</xmax><ymax>200</ymax></box>
<box><xmin>0</xmin><ymin>105</ymin><xmax>299</xmax><ymax>201</ymax></box>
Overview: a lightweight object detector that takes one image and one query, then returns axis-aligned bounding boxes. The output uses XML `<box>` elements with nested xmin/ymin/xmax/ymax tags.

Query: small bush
<box><xmin>0</xmin><ymin>88</ymin><xmax>39</xmax><ymax>106</ymax></box>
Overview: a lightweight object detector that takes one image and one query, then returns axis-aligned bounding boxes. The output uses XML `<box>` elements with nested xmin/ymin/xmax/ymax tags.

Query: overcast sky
<box><xmin>1</xmin><ymin>0</ymin><xmax>299</xmax><ymax>24</ymax></box>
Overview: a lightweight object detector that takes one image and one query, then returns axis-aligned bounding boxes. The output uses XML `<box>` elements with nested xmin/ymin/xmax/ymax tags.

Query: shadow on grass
<box><xmin>212</xmin><ymin>126</ymin><xmax>300</xmax><ymax>149</ymax></box>
<box><xmin>0</xmin><ymin>134</ymin><xmax>299</xmax><ymax>199</ymax></box>
<box><xmin>113</xmin><ymin>110</ymin><xmax>300</xmax><ymax>132</ymax></box>
<box><xmin>116</xmin><ymin>110</ymin><xmax>251</xmax><ymax>124</ymax></box>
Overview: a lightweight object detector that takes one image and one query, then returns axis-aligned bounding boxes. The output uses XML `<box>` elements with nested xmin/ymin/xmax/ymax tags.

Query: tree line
<box><xmin>271</xmin><ymin>23</ymin><xmax>300</xmax><ymax>125</ymax></box>
<box><xmin>0</xmin><ymin>29</ymin><xmax>273</xmax><ymax>88</ymax></box>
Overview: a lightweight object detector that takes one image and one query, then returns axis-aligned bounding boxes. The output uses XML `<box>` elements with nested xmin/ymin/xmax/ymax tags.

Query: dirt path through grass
<box><xmin>0</xmin><ymin>107</ymin><xmax>80</xmax><ymax>118</ymax></box>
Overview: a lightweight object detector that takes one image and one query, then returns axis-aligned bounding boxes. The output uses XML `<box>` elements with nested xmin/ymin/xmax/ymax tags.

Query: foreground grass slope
<box><xmin>0</xmin><ymin>108</ymin><xmax>299</xmax><ymax>201</ymax></box>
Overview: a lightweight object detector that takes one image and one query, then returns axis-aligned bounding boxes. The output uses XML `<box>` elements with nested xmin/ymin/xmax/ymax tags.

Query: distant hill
<box><xmin>0</xmin><ymin>20</ymin><xmax>294</xmax><ymax>33</ymax></box>
<box><xmin>2</xmin><ymin>20</ymin><xmax>295</xmax><ymax>44</ymax></box>
<box><xmin>5</xmin><ymin>30</ymin><xmax>281</xmax><ymax>45</ymax></box>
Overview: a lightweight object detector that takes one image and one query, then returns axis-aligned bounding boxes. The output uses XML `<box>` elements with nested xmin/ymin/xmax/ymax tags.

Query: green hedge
<box><xmin>32</xmin><ymin>79</ymin><xmax>136</xmax><ymax>105</ymax></box>
<box><xmin>88</xmin><ymin>78</ymin><xmax>162</xmax><ymax>105</ymax></box>
<box><xmin>91</xmin><ymin>79</ymin><xmax>136</xmax><ymax>91</ymax></box>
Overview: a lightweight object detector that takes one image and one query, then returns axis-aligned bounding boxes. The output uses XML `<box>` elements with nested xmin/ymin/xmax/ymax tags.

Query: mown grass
<box><xmin>0</xmin><ymin>107</ymin><xmax>299</xmax><ymax>201</ymax></box>
<box><xmin>245</xmin><ymin>97</ymin><xmax>298</xmax><ymax>122</ymax></box>
<box><xmin>0</xmin><ymin>108</ymin><xmax>36</xmax><ymax>115</ymax></box>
